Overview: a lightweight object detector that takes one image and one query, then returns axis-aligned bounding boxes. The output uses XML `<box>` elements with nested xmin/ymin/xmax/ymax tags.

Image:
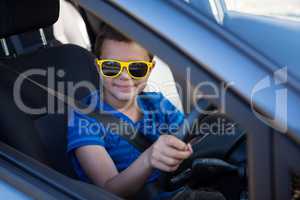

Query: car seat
<box><xmin>0</xmin><ymin>0</ymin><xmax>99</xmax><ymax>179</ymax></box>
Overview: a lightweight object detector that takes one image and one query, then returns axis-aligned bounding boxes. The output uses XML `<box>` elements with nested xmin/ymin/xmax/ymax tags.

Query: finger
<box><xmin>152</xmin><ymin>158</ymin><xmax>180</xmax><ymax>172</ymax></box>
<box><xmin>164</xmin><ymin>135</ymin><xmax>188</xmax><ymax>151</ymax></box>
<box><xmin>156</xmin><ymin>153</ymin><xmax>181</xmax><ymax>167</ymax></box>
<box><xmin>162</xmin><ymin>146</ymin><xmax>192</xmax><ymax>160</ymax></box>
<box><xmin>187</xmin><ymin>143</ymin><xmax>193</xmax><ymax>153</ymax></box>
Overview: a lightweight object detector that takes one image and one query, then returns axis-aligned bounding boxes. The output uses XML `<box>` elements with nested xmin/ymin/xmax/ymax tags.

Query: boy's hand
<box><xmin>145</xmin><ymin>135</ymin><xmax>193</xmax><ymax>172</ymax></box>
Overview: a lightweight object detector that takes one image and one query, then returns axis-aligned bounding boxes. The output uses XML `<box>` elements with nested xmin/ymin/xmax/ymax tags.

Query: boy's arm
<box><xmin>75</xmin><ymin>135</ymin><xmax>192</xmax><ymax>198</ymax></box>
<box><xmin>75</xmin><ymin>145</ymin><xmax>152</xmax><ymax>198</ymax></box>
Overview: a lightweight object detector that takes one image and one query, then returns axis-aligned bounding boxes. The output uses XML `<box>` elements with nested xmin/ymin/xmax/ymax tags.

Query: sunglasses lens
<box><xmin>128</xmin><ymin>63</ymin><xmax>149</xmax><ymax>78</ymax></box>
<box><xmin>101</xmin><ymin>61</ymin><xmax>121</xmax><ymax>77</ymax></box>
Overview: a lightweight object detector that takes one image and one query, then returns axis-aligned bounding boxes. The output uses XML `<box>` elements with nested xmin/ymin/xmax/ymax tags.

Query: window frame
<box><xmin>76</xmin><ymin>1</ymin><xmax>300</xmax><ymax>200</ymax></box>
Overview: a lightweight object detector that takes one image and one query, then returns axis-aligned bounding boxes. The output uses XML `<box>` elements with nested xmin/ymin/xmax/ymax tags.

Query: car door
<box><xmin>1</xmin><ymin>0</ymin><xmax>299</xmax><ymax>199</ymax></box>
<box><xmin>76</xmin><ymin>1</ymin><xmax>300</xmax><ymax>200</ymax></box>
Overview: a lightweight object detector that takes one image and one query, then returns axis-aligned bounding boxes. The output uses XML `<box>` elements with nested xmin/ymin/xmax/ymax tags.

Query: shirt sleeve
<box><xmin>67</xmin><ymin>107</ymin><xmax>106</xmax><ymax>153</ymax></box>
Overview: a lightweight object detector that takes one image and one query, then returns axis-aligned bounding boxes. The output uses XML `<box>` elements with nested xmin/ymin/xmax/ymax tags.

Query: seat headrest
<box><xmin>0</xmin><ymin>0</ymin><xmax>59</xmax><ymax>38</ymax></box>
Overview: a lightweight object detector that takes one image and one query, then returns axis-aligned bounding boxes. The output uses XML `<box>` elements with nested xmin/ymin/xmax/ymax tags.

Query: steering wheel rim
<box><xmin>159</xmin><ymin>108</ymin><xmax>247</xmax><ymax>196</ymax></box>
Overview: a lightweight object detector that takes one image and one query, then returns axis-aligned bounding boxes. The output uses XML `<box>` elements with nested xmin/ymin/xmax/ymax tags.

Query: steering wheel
<box><xmin>159</xmin><ymin>99</ymin><xmax>247</xmax><ymax>200</ymax></box>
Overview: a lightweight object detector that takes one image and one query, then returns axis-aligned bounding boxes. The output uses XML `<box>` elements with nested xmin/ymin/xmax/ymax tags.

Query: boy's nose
<box><xmin>119</xmin><ymin>68</ymin><xmax>131</xmax><ymax>80</ymax></box>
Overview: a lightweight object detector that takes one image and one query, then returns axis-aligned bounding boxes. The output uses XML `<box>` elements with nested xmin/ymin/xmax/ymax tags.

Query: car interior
<box><xmin>0</xmin><ymin>0</ymin><xmax>299</xmax><ymax>200</ymax></box>
<box><xmin>0</xmin><ymin>0</ymin><xmax>119</xmax><ymax>199</ymax></box>
<box><xmin>0</xmin><ymin>0</ymin><xmax>103</xmax><ymax>174</ymax></box>
<box><xmin>0</xmin><ymin>0</ymin><xmax>191</xmax><ymax>175</ymax></box>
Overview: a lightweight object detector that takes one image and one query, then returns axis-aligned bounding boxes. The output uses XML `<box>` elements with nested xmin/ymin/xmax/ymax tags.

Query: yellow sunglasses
<box><xmin>96</xmin><ymin>59</ymin><xmax>154</xmax><ymax>79</ymax></box>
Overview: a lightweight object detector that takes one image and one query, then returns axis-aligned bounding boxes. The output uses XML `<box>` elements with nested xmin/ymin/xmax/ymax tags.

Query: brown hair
<box><xmin>94</xmin><ymin>25</ymin><xmax>153</xmax><ymax>60</ymax></box>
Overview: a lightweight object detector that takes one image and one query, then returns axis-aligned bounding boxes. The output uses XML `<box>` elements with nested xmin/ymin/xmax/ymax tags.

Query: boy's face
<box><xmin>99</xmin><ymin>39</ymin><xmax>153</xmax><ymax>102</ymax></box>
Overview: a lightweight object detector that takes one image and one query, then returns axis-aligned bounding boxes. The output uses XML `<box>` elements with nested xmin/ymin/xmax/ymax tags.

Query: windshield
<box><xmin>184</xmin><ymin>0</ymin><xmax>300</xmax><ymax>83</ymax></box>
<box><xmin>225</xmin><ymin>0</ymin><xmax>300</xmax><ymax>22</ymax></box>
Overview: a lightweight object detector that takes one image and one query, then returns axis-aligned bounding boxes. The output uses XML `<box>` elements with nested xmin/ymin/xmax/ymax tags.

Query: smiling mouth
<box><xmin>113</xmin><ymin>84</ymin><xmax>135</xmax><ymax>92</ymax></box>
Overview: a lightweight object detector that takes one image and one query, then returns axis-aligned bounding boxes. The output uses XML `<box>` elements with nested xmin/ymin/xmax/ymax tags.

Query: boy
<box><xmin>67</xmin><ymin>25</ymin><xmax>192</xmax><ymax>199</ymax></box>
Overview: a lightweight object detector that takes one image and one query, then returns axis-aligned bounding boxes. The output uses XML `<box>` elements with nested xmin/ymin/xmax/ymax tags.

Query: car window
<box><xmin>224</xmin><ymin>0</ymin><xmax>300</xmax><ymax>22</ymax></box>
<box><xmin>0</xmin><ymin>180</ymin><xmax>32</xmax><ymax>200</ymax></box>
<box><xmin>183</xmin><ymin>0</ymin><xmax>300</xmax><ymax>85</ymax></box>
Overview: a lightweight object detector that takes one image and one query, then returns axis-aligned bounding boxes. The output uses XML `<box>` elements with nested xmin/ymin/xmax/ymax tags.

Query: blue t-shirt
<box><xmin>67</xmin><ymin>91</ymin><xmax>184</xmax><ymax>198</ymax></box>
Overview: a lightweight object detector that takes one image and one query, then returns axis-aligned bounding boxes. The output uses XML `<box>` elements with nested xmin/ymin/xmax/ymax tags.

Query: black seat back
<box><xmin>0</xmin><ymin>0</ymin><xmax>99</xmax><ymax>178</ymax></box>
<box><xmin>0</xmin><ymin>86</ymin><xmax>48</xmax><ymax>163</ymax></box>
<box><xmin>0</xmin><ymin>45</ymin><xmax>99</xmax><ymax>178</ymax></box>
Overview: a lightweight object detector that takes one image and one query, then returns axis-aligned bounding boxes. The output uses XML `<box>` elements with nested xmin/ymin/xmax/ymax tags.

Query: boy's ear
<box><xmin>94</xmin><ymin>59</ymin><xmax>98</xmax><ymax>71</ymax></box>
<box><xmin>152</xmin><ymin>60</ymin><xmax>156</xmax><ymax>69</ymax></box>
<box><xmin>95</xmin><ymin>59</ymin><xmax>101</xmax><ymax>74</ymax></box>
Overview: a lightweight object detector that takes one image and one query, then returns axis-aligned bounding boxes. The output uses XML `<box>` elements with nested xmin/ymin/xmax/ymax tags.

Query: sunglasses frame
<box><xmin>96</xmin><ymin>59</ymin><xmax>154</xmax><ymax>80</ymax></box>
